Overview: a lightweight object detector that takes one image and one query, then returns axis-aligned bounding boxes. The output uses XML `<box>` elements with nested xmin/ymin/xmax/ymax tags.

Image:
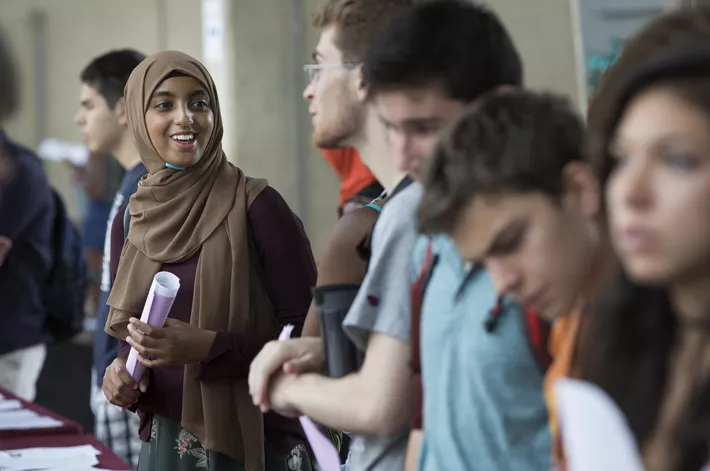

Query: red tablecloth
<box><xmin>0</xmin><ymin>387</ymin><xmax>82</xmax><ymax>439</ymax></box>
<box><xmin>0</xmin><ymin>433</ymin><xmax>132</xmax><ymax>470</ymax></box>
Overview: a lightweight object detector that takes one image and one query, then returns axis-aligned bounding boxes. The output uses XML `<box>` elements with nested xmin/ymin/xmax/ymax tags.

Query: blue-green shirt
<box><xmin>414</xmin><ymin>235</ymin><xmax>551</xmax><ymax>471</ymax></box>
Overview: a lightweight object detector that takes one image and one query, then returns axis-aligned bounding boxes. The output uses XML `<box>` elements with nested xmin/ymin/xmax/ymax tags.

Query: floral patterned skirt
<box><xmin>137</xmin><ymin>415</ymin><xmax>314</xmax><ymax>471</ymax></box>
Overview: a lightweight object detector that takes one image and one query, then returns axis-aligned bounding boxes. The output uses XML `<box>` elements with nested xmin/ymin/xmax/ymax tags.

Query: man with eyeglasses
<box><xmin>303</xmin><ymin>31</ymin><xmax>385</xmax><ymax>220</ymax></box>
<box><xmin>302</xmin><ymin>0</ymin><xmax>411</xmax><ymax>223</ymax></box>
<box><xmin>297</xmin><ymin>0</ymin><xmax>415</xmax><ymax>339</ymax></box>
<box><xmin>251</xmin><ymin>1</ymin><xmax>414</xmax><ymax>469</ymax></box>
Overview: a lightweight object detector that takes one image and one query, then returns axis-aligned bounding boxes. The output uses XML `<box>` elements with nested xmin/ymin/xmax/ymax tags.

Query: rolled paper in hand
<box><xmin>278</xmin><ymin>325</ymin><xmax>341</xmax><ymax>471</ymax></box>
<box><xmin>126</xmin><ymin>272</ymin><xmax>181</xmax><ymax>382</ymax></box>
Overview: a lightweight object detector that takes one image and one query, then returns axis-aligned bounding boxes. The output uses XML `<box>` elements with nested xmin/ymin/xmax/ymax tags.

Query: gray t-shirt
<box><xmin>342</xmin><ymin>182</ymin><xmax>422</xmax><ymax>471</ymax></box>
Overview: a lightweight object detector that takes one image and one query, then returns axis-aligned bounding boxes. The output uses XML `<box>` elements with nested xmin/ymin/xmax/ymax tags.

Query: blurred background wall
<box><xmin>0</xmin><ymin>0</ymin><xmax>671</xmax><ymax>256</ymax></box>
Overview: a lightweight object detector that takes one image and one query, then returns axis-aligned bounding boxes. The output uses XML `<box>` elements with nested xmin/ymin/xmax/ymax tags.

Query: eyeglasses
<box><xmin>303</xmin><ymin>63</ymin><xmax>358</xmax><ymax>84</ymax></box>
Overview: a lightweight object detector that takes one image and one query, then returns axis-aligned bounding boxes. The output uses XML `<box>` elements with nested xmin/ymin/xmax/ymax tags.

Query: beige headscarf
<box><xmin>105</xmin><ymin>50</ymin><xmax>275</xmax><ymax>470</ymax></box>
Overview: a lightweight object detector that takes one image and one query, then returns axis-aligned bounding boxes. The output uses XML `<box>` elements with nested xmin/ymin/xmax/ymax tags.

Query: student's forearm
<box><xmin>285</xmin><ymin>372</ymin><xmax>396</xmax><ymax>435</ymax></box>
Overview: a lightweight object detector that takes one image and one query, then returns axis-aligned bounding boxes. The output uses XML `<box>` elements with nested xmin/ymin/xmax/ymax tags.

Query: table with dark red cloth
<box><xmin>0</xmin><ymin>433</ymin><xmax>132</xmax><ymax>470</ymax></box>
<box><xmin>0</xmin><ymin>387</ymin><xmax>83</xmax><ymax>439</ymax></box>
<box><xmin>0</xmin><ymin>387</ymin><xmax>131</xmax><ymax>470</ymax></box>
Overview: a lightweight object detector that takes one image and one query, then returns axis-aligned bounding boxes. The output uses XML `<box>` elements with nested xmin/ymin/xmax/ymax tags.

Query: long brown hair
<box><xmin>580</xmin><ymin>45</ymin><xmax>710</xmax><ymax>471</ymax></box>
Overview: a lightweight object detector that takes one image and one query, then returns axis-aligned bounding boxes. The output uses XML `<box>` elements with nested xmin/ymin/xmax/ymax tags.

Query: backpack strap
<box><xmin>522</xmin><ymin>307</ymin><xmax>553</xmax><ymax>372</ymax></box>
<box><xmin>362</xmin><ymin>202</ymin><xmax>383</xmax><ymax>213</ymax></box>
<box><xmin>410</xmin><ymin>239</ymin><xmax>438</xmax><ymax>429</ymax></box>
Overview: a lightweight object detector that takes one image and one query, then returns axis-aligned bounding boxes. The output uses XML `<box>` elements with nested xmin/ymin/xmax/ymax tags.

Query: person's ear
<box><xmin>561</xmin><ymin>161</ymin><xmax>601</xmax><ymax>218</ymax></box>
<box><xmin>114</xmin><ymin>97</ymin><xmax>127</xmax><ymax>127</ymax></box>
<box><xmin>354</xmin><ymin>64</ymin><xmax>368</xmax><ymax>103</ymax></box>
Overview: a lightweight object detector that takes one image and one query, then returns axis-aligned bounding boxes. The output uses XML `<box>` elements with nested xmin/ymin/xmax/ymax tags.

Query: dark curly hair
<box><xmin>417</xmin><ymin>89</ymin><xmax>583</xmax><ymax>235</ymax></box>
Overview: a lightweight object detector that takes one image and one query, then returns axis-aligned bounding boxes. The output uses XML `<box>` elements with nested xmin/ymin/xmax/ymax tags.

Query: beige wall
<box><xmin>0</xmin><ymin>0</ymin><xmax>202</xmax><ymax>221</ymax></box>
<box><xmin>487</xmin><ymin>0</ymin><xmax>587</xmax><ymax>110</ymax></box>
<box><xmin>220</xmin><ymin>0</ymin><xmax>340</xmax><ymax>256</ymax></box>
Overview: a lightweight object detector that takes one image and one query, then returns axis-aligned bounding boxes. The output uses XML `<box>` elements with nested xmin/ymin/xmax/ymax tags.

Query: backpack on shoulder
<box><xmin>43</xmin><ymin>189</ymin><xmax>88</xmax><ymax>343</ymax></box>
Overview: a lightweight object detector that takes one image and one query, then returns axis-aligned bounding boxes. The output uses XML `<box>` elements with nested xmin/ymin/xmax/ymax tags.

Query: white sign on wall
<box><xmin>202</xmin><ymin>0</ymin><xmax>225</xmax><ymax>64</ymax></box>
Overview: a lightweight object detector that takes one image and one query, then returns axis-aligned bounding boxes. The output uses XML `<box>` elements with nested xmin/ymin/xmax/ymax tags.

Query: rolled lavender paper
<box><xmin>126</xmin><ymin>272</ymin><xmax>180</xmax><ymax>382</ymax></box>
<box><xmin>278</xmin><ymin>325</ymin><xmax>341</xmax><ymax>471</ymax></box>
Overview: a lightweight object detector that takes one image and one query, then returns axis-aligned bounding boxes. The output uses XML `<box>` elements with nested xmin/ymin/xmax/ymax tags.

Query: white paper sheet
<box><xmin>49</xmin><ymin>468</ymin><xmax>124</xmax><ymax>471</ymax></box>
<box><xmin>48</xmin><ymin>468</ymin><xmax>125</xmax><ymax>471</ymax></box>
<box><xmin>0</xmin><ymin>409</ymin><xmax>62</xmax><ymax>431</ymax></box>
<box><xmin>554</xmin><ymin>378</ymin><xmax>645</xmax><ymax>471</ymax></box>
<box><xmin>0</xmin><ymin>400</ymin><xmax>21</xmax><ymax>412</ymax></box>
<box><xmin>0</xmin><ymin>445</ymin><xmax>100</xmax><ymax>471</ymax></box>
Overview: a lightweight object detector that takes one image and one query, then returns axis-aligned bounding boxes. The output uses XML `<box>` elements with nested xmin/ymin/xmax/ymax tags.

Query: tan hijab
<box><xmin>105</xmin><ymin>51</ymin><xmax>275</xmax><ymax>470</ymax></box>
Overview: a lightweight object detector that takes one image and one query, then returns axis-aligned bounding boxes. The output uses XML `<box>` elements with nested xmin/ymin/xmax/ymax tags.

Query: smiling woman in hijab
<box><xmin>100</xmin><ymin>51</ymin><xmax>317</xmax><ymax>471</ymax></box>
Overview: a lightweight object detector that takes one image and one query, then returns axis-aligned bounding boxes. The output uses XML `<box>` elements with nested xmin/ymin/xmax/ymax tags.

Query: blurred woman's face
<box><xmin>607</xmin><ymin>86</ymin><xmax>710</xmax><ymax>285</ymax></box>
<box><xmin>145</xmin><ymin>76</ymin><xmax>214</xmax><ymax>169</ymax></box>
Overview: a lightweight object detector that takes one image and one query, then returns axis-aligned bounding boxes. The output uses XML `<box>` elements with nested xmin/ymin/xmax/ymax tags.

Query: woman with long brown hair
<box><xmin>101</xmin><ymin>50</ymin><xmax>317</xmax><ymax>471</ymax></box>
<box><xmin>579</xmin><ymin>45</ymin><xmax>710</xmax><ymax>471</ymax></box>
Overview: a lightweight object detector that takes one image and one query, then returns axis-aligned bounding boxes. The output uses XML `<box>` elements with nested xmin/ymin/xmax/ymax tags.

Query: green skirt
<box><xmin>137</xmin><ymin>415</ymin><xmax>314</xmax><ymax>471</ymax></box>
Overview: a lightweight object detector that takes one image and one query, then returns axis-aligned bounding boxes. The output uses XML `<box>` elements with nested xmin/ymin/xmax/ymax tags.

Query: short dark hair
<box><xmin>363</xmin><ymin>0</ymin><xmax>523</xmax><ymax>103</ymax></box>
<box><xmin>418</xmin><ymin>90</ymin><xmax>584</xmax><ymax>235</ymax></box>
<box><xmin>80</xmin><ymin>49</ymin><xmax>146</xmax><ymax>109</ymax></box>
<box><xmin>0</xmin><ymin>24</ymin><xmax>19</xmax><ymax>122</ymax></box>
<box><xmin>312</xmin><ymin>0</ymin><xmax>414</xmax><ymax>63</ymax></box>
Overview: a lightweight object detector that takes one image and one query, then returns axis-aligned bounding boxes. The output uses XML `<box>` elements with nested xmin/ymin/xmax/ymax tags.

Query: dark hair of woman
<box><xmin>0</xmin><ymin>24</ymin><xmax>18</xmax><ymax>122</ymax></box>
<box><xmin>580</xmin><ymin>45</ymin><xmax>710</xmax><ymax>471</ymax></box>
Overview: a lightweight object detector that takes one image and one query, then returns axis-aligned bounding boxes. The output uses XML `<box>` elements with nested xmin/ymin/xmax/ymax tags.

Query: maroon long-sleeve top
<box><xmin>110</xmin><ymin>186</ymin><xmax>317</xmax><ymax>454</ymax></box>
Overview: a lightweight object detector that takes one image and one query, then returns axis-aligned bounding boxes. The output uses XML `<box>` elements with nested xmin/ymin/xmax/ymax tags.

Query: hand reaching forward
<box><xmin>248</xmin><ymin>337</ymin><xmax>324</xmax><ymax>412</ymax></box>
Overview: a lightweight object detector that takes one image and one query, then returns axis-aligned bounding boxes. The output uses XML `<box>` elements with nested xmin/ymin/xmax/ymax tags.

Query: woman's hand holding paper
<box><xmin>103</xmin><ymin>357</ymin><xmax>150</xmax><ymax>408</ymax></box>
<box><xmin>126</xmin><ymin>317</ymin><xmax>217</xmax><ymax>367</ymax></box>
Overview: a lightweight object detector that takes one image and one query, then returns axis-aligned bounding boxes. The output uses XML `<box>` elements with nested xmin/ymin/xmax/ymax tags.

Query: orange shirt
<box><xmin>321</xmin><ymin>148</ymin><xmax>379</xmax><ymax>206</ymax></box>
<box><xmin>544</xmin><ymin>313</ymin><xmax>581</xmax><ymax>471</ymax></box>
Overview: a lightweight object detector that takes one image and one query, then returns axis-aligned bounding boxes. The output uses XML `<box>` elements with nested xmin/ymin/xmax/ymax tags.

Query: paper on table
<box><xmin>0</xmin><ymin>456</ymin><xmax>99</xmax><ymax>471</ymax></box>
<box><xmin>0</xmin><ymin>400</ymin><xmax>21</xmax><ymax>412</ymax></box>
<box><xmin>126</xmin><ymin>272</ymin><xmax>180</xmax><ymax>383</ymax></box>
<box><xmin>278</xmin><ymin>325</ymin><xmax>341</xmax><ymax>471</ymax></box>
<box><xmin>46</xmin><ymin>468</ymin><xmax>126</xmax><ymax>471</ymax></box>
<box><xmin>554</xmin><ymin>378</ymin><xmax>645</xmax><ymax>471</ymax></box>
<box><xmin>0</xmin><ymin>409</ymin><xmax>62</xmax><ymax>431</ymax></box>
<box><xmin>0</xmin><ymin>445</ymin><xmax>100</xmax><ymax>471</ymax></box>
<box><xmin>0</xmin><ymin>444</ymin><xmax>100</xmax><ymax>458</ymax></box>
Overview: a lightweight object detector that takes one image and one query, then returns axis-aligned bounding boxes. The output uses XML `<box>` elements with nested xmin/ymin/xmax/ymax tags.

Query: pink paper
<box><xmin>278</xmin><ymin>325</ymin><xmax>341</xmax><ymax>471</ymax></box>
<box><xmin>126</xmin><ymin>272</ymin><xmax>180</xmax><ymax>382</ymax></box>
